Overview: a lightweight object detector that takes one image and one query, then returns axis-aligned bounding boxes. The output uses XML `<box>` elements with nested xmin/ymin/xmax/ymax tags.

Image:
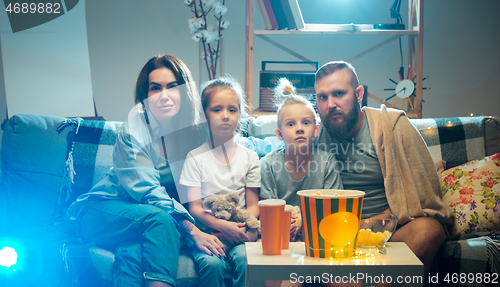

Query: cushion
<box><xmin>411</xmin><ymin>116</ymin><xmax>489</xmax><ymax>169</ymax></box>
<box><xmin>441</xmin><ymin>153</ymin><xmax>500</xmax><ymax>237</ymax></box>
<box><xmin>63</xmin><ymin>243</ymin><xmax>231</xmax><ymax>287</ymax></box>
<box><xmin>0</xmin><ymin>114</ymin><xmax>70</xmax><ymax>227</ymax></box>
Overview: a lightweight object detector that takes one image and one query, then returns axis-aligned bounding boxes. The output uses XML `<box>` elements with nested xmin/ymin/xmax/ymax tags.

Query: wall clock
<box><xmin>383</xmin><ymin>67</ymin><xmax>429</xmax><ymax>110</ymax></box>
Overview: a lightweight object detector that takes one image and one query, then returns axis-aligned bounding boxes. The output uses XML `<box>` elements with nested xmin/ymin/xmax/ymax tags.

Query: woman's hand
<box><xmin>219</xmin><ymin>221</ymin><xmax>250</xmax><ymax>245</ymax></box>
<box><xmin>190</xmin><ymin>227</ymin><xmax>226</xmax><ymax>258</ymax></box>
<box><xmin>290</xmin><ymin>213</ymin><xmax>302</xmax><ymax>241</ymax></box>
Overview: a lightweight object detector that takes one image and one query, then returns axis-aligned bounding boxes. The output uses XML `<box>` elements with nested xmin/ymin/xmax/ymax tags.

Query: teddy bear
<box><xmin>203</xmin><ymin>192</ymin><xmax>260</xmax><ymax>247</ymax></box>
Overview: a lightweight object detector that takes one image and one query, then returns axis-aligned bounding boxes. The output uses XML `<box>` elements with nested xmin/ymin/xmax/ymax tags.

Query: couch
<box><xmin>1</xmin><ymin>113</ymin><xmax>499</xmax><ymax>287</ymax></box>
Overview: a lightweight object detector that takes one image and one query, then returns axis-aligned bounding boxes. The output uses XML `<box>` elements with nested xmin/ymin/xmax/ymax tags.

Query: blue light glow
<box><xmin>0</xmin><ymin>246</ymin><xmax>18</xmax><ymax>268</ymax></box>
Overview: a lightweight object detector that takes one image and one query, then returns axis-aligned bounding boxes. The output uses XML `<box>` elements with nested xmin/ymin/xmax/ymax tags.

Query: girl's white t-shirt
<box><xmin>179</xmin><ymin>141</ymin><xmax>261</xmax><ymax>210</ymax></box>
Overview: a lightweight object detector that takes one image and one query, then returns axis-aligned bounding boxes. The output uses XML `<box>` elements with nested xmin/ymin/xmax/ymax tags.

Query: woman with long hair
<box><xmin>68</xmin><ymin>54</ymin><xmax>225</xmax><ymax>287</ymax></box>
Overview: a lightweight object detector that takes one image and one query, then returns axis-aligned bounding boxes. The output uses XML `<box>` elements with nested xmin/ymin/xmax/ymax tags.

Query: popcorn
<box><xmin>357</xmin><ymin>229</ymin><xmax>391</xmax><ymax>246</ymax></box>
<box><xmin>314</xmin><ymin>191</ymin><xmax>340</xmax><ymax>196</ymax></box>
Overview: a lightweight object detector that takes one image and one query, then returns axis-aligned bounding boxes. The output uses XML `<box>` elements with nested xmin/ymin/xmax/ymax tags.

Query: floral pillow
<box><xmin>441</xmin><ymin>153</ymin><xmax>500</xmax><ymax>237</ymax></box>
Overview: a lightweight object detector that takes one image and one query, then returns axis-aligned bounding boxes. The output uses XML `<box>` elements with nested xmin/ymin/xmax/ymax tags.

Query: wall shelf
<box><xmin>245</xmin><ymin>0</ymin><xmax>424</xmax><ymax>118</ymax></box>
<box><xmin>254</xmin><ymin>30</ymin><xmax>419</xmax><ymax>35</ymax></box>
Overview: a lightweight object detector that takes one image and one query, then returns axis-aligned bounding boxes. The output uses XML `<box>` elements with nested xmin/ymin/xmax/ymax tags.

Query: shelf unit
<box><xmin>244</xmin><ymin>0</ymin><xmax>424</xmax><ymax>118</ymax></box>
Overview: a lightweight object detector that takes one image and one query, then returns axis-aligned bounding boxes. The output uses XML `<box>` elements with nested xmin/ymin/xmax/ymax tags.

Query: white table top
<box><xmin>245</xmin><ymin>242</ymin><xmax>424</xmax><ymax>286</ymax></box>
<box><xmin>246</xmin><ymin>241</ymin><xmax>422</xmax><ymax>266</ymax></box>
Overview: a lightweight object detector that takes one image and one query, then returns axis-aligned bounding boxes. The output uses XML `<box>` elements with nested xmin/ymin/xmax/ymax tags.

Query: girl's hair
<box><xmin>200</xmin><ymin>75</ymin><xmax>248</xmax><ymax>132</ymax></box>
<box><xmin>274</xmin><ymin>78</ymin><xmax>318</xmax><ymax>127</ymax></box>
<box><xmin>134</xmin><ymin>54</ymin><xmax>200</xmax><ymax>125</ymax></box>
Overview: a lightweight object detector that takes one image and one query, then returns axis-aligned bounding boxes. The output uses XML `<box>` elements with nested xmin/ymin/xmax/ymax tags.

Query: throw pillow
<box><xmin>1</xmin><ymin>114</ymin><xmax>70</xmax><ymax>226</ymax></box>
<box><xmin>441</xmin><ymin>153</ymin><xmax>500</xmax><ymax>237</ymax></box>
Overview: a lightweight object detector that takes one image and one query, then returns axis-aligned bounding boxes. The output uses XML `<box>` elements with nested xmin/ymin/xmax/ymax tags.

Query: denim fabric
<box><xmin>113</xmin><ymin>243</ymin><xmax>144</xmax><ymax>286</ymax></box>
<box><xmin>191</xmin><ymin>242</ymin><xmax>246</xmax><ymax>287</ymax></box>
<box><xmin>78</xmin><ymin>199</ymin><xmax>183</xmax><ymax>287</ymax></box>
<box><xmin>227</xmin><ymin>243</ymin><xmax>246</xmax><ymax>287</ymax></box>
<box><xmin>191</xmin><ymin>249</ymin><xmax>226</xmax><ymax>287</ymax></box>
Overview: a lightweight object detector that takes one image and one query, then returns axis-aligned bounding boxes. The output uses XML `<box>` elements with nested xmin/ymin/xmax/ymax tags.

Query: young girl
<box><xmin>180</xmin><ymin>76</ymin><xmax>261</xmax><ymax>287</ymax></box>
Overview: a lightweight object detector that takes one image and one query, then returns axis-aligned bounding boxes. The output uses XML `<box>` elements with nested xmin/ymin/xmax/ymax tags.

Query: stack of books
<box><xmin>255</xmin><ymin>0</ymin><xmax>305</xmax><ymax>30</ymax></box>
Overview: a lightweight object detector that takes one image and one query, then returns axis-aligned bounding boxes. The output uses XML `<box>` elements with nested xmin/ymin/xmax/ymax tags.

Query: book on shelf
<box><xmin>255</xmin><ymin>0</ymin><xmax>272</xmax><ymax>29</ymax></box>
<box><xmin>269</xmin><ymin>0</ymin><xmax>289</xmax><ymax>29</ymax></box>
<box><xmin>304</xmin><ymin>23</ymin><xmax>374</xmax><ymax>32</ymax></box>
<box><xmin>280</xmin><ymin>0</ymin><xmax>296</xmax><ymax>30</ymax></box>
<box><xmin>287</xmin><ymin>0</ymin><xmax>304</xmax><ymax>30</ymax></box>
<box><xmin>262</xmin><ymin>0</ymin><xmax>279</xmax><ymax>30</ymax></box>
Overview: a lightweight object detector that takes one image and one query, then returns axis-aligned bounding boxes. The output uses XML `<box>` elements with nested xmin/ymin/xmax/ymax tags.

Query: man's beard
<box><xmin>320</xmin><ymin>98</ymin><xmax>359</xmax><ymax>140</ymax></box>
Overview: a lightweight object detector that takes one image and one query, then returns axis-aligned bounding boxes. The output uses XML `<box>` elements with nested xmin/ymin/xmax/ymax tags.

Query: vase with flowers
<box><xmin>184</xmin><ymin>0</ymin><xmax>229</xmax><ymax>81</ymax></box>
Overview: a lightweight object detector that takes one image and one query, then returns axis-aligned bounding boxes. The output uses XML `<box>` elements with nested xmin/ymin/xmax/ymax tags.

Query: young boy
<box><xmin>259</xmin><ymin>78</ymin><xmax>343</xmax><ymax>240</ymax></box>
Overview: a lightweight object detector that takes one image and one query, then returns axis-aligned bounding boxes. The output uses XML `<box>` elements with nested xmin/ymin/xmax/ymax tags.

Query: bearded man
<box><xmin>314</xmin><ymin>61</ymin><xmax>453</xmax><ymax>274</ymax></box>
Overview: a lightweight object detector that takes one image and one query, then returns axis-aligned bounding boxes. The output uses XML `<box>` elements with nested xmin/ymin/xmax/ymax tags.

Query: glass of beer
<box><xmin>282</xmin><ymin>205</ymin><xmax>293</xmax><ymax>249</ymax></box>
<box><xmin>258</xmin><ymin>199</ymin><xmax>286</xmax><ymax>255</ymax></box>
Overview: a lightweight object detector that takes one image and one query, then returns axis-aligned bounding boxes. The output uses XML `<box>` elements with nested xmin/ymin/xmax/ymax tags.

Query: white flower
<box><xmin>193</xmin><ymin>18</ymin><xmax>206</xmax><ymax>29</ymax></box>
<box><xmin>188</xmin><ymin>17</ymin><xmax>199</xmax><ymax>33</ymax></box>
<box><xmin>189</xmin><ymin>25</ymin><xmax>199</xmax><ymax>34</ymax></box>
<box><xmin>220</xmin><ymin>20</ymin><xmax>230</xmax><ymax>30</ymax></box>
<box><xmin>206</xmin><ymin>24</ymin><xmax>217</xmax><ymax>34</ymax></box>
<box><xmin>202</xmin><ymin>29</ymin><xmax>219</xmax><ymax>44</ymax></box>
<box><xmin>185</xmin><ymin>0</ymin><xmax>228</xmax><ymax>78</ymax></box>
<box><xmin>213</xmin><ymin>2</ymin><xmax>227</xmax><ymax>17</ymax></box>
<box><xmin>192</xmin><ymin>31</ymin><xmax>203</xmax><ymax>42</ymax></box>
<box><xmin>202</xmin><ymin>0</ymin><xmax>215</xmax><ymax>7</ymax></box>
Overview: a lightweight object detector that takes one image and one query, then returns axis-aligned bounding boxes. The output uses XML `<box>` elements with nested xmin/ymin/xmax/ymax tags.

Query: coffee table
<box><xmin>245</xmin><ymin>242</ymin><xmax>424</xmax><ymax>287</ymax></box>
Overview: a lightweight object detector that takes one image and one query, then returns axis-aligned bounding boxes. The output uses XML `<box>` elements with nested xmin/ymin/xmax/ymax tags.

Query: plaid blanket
<box><xmin>58</xmin><ymin>119</ymin><xmax>122</xmax><ymax>207</ymax></box>
<box><xmin>433</xmin><ymin>231</ymin><xmax>500</xmax><ymax>286</ymax></box>
<box><xmin>410</xmin><ymin>116</ymin><xmax>495</xmax><ymax>170</ymax></box>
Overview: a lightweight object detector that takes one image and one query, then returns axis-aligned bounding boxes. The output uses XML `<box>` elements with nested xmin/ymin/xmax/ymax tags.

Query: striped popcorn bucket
<box><xmin>297</xmin><ymin>189</ymin><xmax>365</xmax><ymax>259</ymax></box>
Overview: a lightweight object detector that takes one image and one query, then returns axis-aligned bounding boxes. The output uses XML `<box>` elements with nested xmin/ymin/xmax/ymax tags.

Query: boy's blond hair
<box><xmin>274</xmin><ymin>78</ymin><xmax>318</xmax><ymax>127</ymax></box>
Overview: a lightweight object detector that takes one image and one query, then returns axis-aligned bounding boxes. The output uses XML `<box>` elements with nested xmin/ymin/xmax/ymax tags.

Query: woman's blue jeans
<box><xmin>78</xmin><ymin>199</ymin><xmax>183</xmax><ymax>287</ymax></box>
